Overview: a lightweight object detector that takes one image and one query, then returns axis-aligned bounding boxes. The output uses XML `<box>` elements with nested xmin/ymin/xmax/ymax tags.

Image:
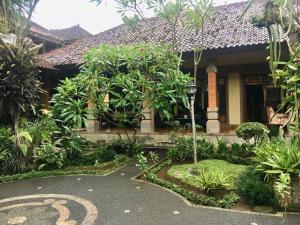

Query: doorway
<box><xmin>245</xmin><ymin>84</ymin><xmax>264</xmax><ymax>123</ymax></box>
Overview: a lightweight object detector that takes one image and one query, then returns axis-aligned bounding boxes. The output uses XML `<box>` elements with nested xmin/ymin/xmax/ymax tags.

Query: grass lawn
<box><xmin>167</xmin><ymin>159</ymin><xmax>248</xmax><ymax>190</ymax></box>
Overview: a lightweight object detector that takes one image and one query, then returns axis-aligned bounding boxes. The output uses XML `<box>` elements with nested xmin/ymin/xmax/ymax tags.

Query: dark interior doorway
<box><xmin>245</xmin><ymin>84</ymin><xmax>264</xmax><ymax>123</ymax></box>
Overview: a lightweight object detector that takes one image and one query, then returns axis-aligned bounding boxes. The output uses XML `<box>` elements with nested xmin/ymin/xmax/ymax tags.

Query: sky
<box><xmin>32</xmin><ymin>0</ymin><xmax>245</xmax><ymax>35</ymax></box>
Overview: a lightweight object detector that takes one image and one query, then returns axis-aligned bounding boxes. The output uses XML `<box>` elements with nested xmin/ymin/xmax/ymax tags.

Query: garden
<box><xmin>1</xmin><ymin>1</ymin><xmax>300</xmax><ymax>223</ymax></box>
<box><xmin>136</xmin><ymin>122</ymin><xmax>300</xmax><ymax>214</ymax></box>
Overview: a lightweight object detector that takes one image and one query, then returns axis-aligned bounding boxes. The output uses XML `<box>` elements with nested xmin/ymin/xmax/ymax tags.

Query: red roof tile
<box><xmin>40</xmin><ymin>1</ymin><xmax>272</xmax><ymax>67</ymax></box>
<box><xmin>50</xmin><ymin>25</ymin><xmax>92</xmax><ymax>42</ymax></box>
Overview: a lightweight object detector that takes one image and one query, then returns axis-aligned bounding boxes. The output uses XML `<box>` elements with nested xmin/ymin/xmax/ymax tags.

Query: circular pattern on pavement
<box><xmin>0</xmin><ymin>194</ymin><xmax>98</xmax><ymax>225</ymax></box>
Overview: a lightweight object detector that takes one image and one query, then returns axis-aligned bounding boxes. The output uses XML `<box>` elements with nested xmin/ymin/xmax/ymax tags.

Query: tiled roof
<box><xmin>50</xmin><ymin>25</ymin><xmax>92</xmax><ymax>42</ymax></box>
<box><xmin>41</xmin><ymin>1</ymin><xmax>270</xmax><ymax>67</ymax></box>
<box><xmin>36</xmin><ymin>57</ymin><xmax>55</xmax><ymax>69</ymax></box>
<box><xmin>30</xmin><ymin>22</ymin><xmax>64</xmax><ymax>44</ymax></box>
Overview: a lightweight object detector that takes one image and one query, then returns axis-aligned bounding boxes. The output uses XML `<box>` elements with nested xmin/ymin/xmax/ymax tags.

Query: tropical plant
<box><xmin>275</xmin><ymin>173</ymin><xmax>292</xmax><ymax>224</ymax></box>
<box><xmin>92</xmin><ymin>0</ymin><xmax>214</xmax><ymax>166</ymax></box>
<box><xmin>0</xmin><ymin>37</ymin><xmax>42</xmax><ymax>137</ymax></box>
<box><xmin>36</xmin><ymin>140</ymin><xmax>65</xmax><ymax>169</ymax></box>
<box><xmin>253</xmin><ymin>139</ymin><xmax>300</xmax><ymax>176</ymax></box>
<box><xmin>243</xmin><ymin>0</ymin><xmax>300</xmax><ymax>141</ymax></box>
<box><xmin>0</xmin><ymin>0</ymin><xmax>39</xmax><ymax>33</ymax></box>
<box><xmin>196</xmin><ymin>169</ymin><xmax>231</xmax><ymax>191</ymax></box>
<box><xmin>135</xmin><ymin>151</ymin><xmax>149</xmax><ymax>175</ymax></box>
<box><xmin>167</xmin><ymin>136</ymin><xmax>193</xmax><ymax>162</ymax></box>
<box><xmin>235</xmin><ymin>122</ymin><xmax>269</xmax><ymax>145</ymax></box>
<box><xmin>51</xmin><ymin>77</ymin><xmax>88</xmax><ymax>129</ymax></box>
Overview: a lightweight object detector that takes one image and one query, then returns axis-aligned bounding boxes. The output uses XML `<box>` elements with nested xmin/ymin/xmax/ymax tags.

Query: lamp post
<box><xmin>186</xmin><ymin>82</ymin><xmax>198</xmax><ymax>165</ymax></box>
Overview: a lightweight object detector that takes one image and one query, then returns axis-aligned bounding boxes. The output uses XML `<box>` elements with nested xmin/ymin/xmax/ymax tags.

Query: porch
<box><xmin>85</xmin><ymin>45</ymin><xmax>284</xmax><ymax>138</ymax></box>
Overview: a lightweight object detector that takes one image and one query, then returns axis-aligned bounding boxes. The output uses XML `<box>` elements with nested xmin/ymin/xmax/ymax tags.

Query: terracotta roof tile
<box><xmin>40</xmin><ymin>1</ymin><xmax>272</xmax><ymax>67</ymax></box>
<box><xmin>50</xmin><ymin>25</ymin><xmax>92</xmax><ymax>41</ymax></box>
<box><xmin>30</xmin><ymin>22</ymin><xmax>64</xmax><ymax>43</ymax></box>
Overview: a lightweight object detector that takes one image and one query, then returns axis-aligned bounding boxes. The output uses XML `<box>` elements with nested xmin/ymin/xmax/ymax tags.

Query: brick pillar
<box><xmin>87</xmin><ymin>100</ymin><xmax>100</xmax><ymax>132</ymax></box>
<box><xmin>206</xmin><ymin>65</ymin><xmax>220</xmax><ymax>134</ymax></box>
<box><xmin>140</xmin><ymin>99</ymin><xmax>155</xmax><ymax>133</ymax></box>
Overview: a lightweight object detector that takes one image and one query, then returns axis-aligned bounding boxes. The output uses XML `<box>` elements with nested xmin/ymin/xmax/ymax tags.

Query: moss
<box><xmin>168</xmin><ymin>160</ymin><xmax>248</xmax><ymax>189</ymax></box>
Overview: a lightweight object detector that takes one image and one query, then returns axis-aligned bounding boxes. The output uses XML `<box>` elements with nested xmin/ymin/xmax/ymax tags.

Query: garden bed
<box><xmin>141</xmin><ymin>159</ymin><xmax>271</xmax><ymax>212</ymax></box>
<box><xmin>0</xmin><ymin>155</ymin><xmax>131</xmax><ymax>184</ymax></box>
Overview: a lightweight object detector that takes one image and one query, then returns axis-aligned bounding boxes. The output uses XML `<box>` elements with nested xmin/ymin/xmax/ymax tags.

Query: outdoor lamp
<box><xmin>186</xmin><ymin>81</ymin><xmax>198</xmax><ymax>169</ymax></box>
<box><xmin>186</xmin><ymin>82</ymin><xmax>197</xmax><ymax>98</ymax></box>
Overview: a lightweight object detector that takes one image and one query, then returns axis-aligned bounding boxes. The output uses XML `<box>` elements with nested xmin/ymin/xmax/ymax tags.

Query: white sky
<box><xmin>32</xmin><ymin>0</ymin><xmax>245</xmax><ymax>35</ymax></box>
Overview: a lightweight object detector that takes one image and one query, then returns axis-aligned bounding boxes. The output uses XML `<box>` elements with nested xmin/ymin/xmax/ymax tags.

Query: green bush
<box><xmin>61</xmin><ymin>129</ymin><xmax>90</xmax><ymax>161</ymax></box>
<box><xmin>235</xmin><ymin>122</ymin><xmax>269</xmax><ymax>145</ymax></box>
<box><xmin>167</xmin><ymin>136</ymin><xmax>252</xmax><ymax>164</ymax></box>
<box><xmin>107</xmin><ymin>136</ymin><xmax>146</xmax><ymax>157</ymax></box>
<box><xmin>253</xmin><ymin>138</ymin><xmax>300</xmax><ymax>176</ymax></box>
<box><xmin>196</xmin><ymin>169</ymin><xmax>231</xmax><ymax>191</ymax></box>
<box><xmin>95</xmin><ymin>146</ymin><xmax>117</xmax><ymax>163</ymax></box>
<box><xmin>196</xmin><ymin>137</ymin><xmax>215</xmax><ymax>159</ymax></box>
<box><xmin>36</xmin><ymin>141</ymin><xmax>66</xmax><ymax>169</ymax></box>
<box><xmin>0</xmin><ymin>127</ymin><xmax>32</xmax><ymax>174</ymax></box>
<box><xmin>0</xmin><ymin>127</ymin><xmax>17</xmax><ymax>174</ymax></box>
<box><xmin>167</xmin><ymin>137</ymin><xmax>193</xmax><ymax>162</ymax></box>
<box><xmin>51</xmin><ymin>78</ymin><xmax>88</xmax><ymax>129</ymax></box>
<box><xmin>237</xmin><ymin>168</ymin><xmax>275</xmax><ymax>206</ymax></box>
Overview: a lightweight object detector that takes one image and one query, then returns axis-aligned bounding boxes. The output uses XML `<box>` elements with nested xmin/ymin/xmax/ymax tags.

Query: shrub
<box><xmin>196</xmin><ymin>169</ymin><xmax>231</xmax><ymax>191</ymax></box>
<box><xmin>107</xmin><ymin>136</ymin><xmax>146</xmax><ymax>157</ymax></box>
<box><xmin>0</xmin><ymin>127</ymin><xmax>30</xmax><ymax>174</ymax></box>
<box><xmin>237</xmin><ymin>167</ymin><xmax>275</xmax><ymax>206</ymax></box>
<box><xmin>215</xmin><ymin>138</ymin><xmax>228</xmax><ymax>159</ymax></box>
<box><xmin>0</xmin><ymin>127</ymin><xmax>14</xmax><ymax>157</ymax></box>
<box><xmin>61</xmin><ymin>129</ymin><xmax>89</xmax><ymax>161</ymax></box>
<box><xmin>167</xmin><ymin>137</ymin><xmax>193</xmax><ymax>162</ymax></box>
<box><xmin>196</xmin><ymin>137</ymin><xmax>215</xmax><ymax>159</ymax></box>
<box><xmin>51</xmin><ymin>78</ymin><xmax>88</xmax><ymax>129</ymax></box>
<box><xmin>36</xmin><ymin>140</ymin><xmax>66</xmax><ymax>169</ymax></box>
<box><xmin>228</xmin><ymin>143</ymin><xmax>253</xmax><ymax>164</ymax></box>
<box><xmin>21</xmin><ymin>114</ymin><xmax>59</xmax><ymax>147</ymax></box>
<box><xmin>235</xmin><ymin>122</ymin><xmax>269</xmax><ymax>145</ymax></box>
<box><xmin>167</xmin><ymin>135</ymin><xmax>252</xmax><ymax>164</ymax></box>
<box><xmin>0</xmin><ymin>127</ymin><xmax>15</xmax><ymax>174</ymax></box>
<box><xmin>95</xmin><ymin>146</ymin><xmax>117</xmax><ymax>163</ymax></box>
<box><xmin>253</xmin><ymin>138</ymin><xmax>300</xmax><ymax>176</ymax></box>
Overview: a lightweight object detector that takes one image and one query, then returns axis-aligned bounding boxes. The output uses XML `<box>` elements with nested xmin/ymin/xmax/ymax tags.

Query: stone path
<box><xmin>0</xmin><ymin>163</ymin><xmax>299</xmax><ymax>225</ymax></box>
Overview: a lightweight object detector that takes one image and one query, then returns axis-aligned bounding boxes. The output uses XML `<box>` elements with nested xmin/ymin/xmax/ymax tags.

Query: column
<box><xmin>140</xmin><ymin>99</ymin><xmax>155</xmax><ymax>133</ymax></box>
<box><xmin>206</xmin><ymin>65</ymin><xmax>220</xmax><ymax>134</ymax></box>
<box><xmin>87</xmin><ymin>100</ymin><xmax>100</xmax><ymax>132</ymax></box>
<box><xmin>228</xmin><ymin>73</ymin><xmax>242</xmax><ymax>125</ymax></box>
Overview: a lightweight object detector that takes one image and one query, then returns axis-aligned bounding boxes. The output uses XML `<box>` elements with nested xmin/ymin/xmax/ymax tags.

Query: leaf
<box><xmin>288</xmin><ymin>75</ymin><xmax>300</xmax><ymax>83</ymax></box>
<box><xmin>38</xmin><ymin>164</ymin><xmax>47</xmax><ymax>170</ymax></box>
<box><xmin>287</xmin><ymin>63</ymin><xmax>298</xmax><ymax>71</ymax></box>
<box><xmin>19</xmin><ymin>144</ymin><xmax>28</xmax><ymax>157</ymax></box>
<box><xmin>18</xmin><ymin>131</ymin><xmax>32</xmax><ymax>143</ymax></box>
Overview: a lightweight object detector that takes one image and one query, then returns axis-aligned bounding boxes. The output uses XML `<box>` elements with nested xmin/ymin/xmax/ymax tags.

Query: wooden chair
<box><xmin>266</xmin><ymin>106</ymin><xmax>290</xmax><ymax>126</ymax></box>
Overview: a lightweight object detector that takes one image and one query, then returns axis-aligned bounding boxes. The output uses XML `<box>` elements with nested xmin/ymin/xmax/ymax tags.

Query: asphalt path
<box><xmin>0</xmin><ymin>163</ymin><xmax>299</xmax><ymax>225</ymax></box>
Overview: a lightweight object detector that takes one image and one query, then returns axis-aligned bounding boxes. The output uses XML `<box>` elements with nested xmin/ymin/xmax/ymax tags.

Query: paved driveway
<box><xmin>0</xmin><ymin>163</ymin><xmax>299</xmax><ymax>225</ymax></box>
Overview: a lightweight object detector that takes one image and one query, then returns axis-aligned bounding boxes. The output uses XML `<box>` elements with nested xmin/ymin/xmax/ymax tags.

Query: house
<box><xmin>50</xmin><ymin>25</ymin><xmax>93</xmax><ymax>45</ymax></box>
<box><xmin>30</xmin><ymin>22</ymin><xmax>92</xmax><ymax>54</ymax></box>
<box><xmin>38</xmin><ymin>1</ymin><xmax>287</xmax><ymax>140</ymax></box>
